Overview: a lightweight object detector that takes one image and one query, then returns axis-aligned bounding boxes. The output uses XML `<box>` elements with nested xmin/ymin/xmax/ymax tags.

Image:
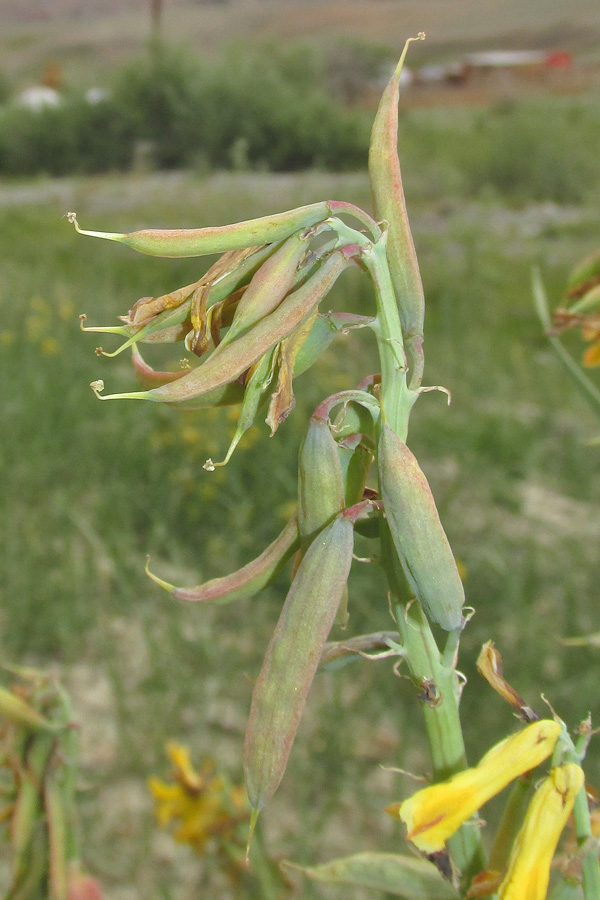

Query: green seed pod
<box><xmin>338</xmin><ymin>433</ymin><xmax>374</xmax><ymax>508</ymax></box>
<box><xmin>148</xmin><ymin>514</ymin><xmax>299</xmax><ymax>605</ymax></box>
<box><xmin>243</xmin><ymin>512</ymin><xmax>354</xmax><ymax>812</ymax></box>
<box><xmin>368</xmin><ymin>36</ymin><xmax>426</xmax><ymax>383</ymax></box>
<box><xmin>378</xmin><ymin>424</ymin><xmax>463</xmax><ymax>631</ymax></box>
<box><xmin>68</xmin><ymin>202</ymin><xmax>331</xmax><ymax>258</ymax></box>
<box><xmin>204</xmin><ymin>348</ymin><xmax>277</xmax><ymax>469</ymax></box>
<box><xmin>93</xmin><ymin>246</ymin><xmax>357</xmax><ymax>405</ymax></box>
<box><xmin>0</xmin><ymin>685</ymin><xmax>55</xmax><ymax>731</ymax></box>
<box><xmin>292</xmin><ymin>312</ymin><xmax>375</xmax><ymax>378</ymax></box>
<box><xmin>218</xmin><ymin>230</ymin><xmax>310</xmax><ymax>349</ymax></box>
<box><xmin>45</xmin><ymin>773</ymin><xmax>68</xmax><ymax>900</ymax></box>
<box><xmin>298</xmin><ymin>412</ymin><xmax>345</xmax><ymax>543</ymax></box>
<box><xmin>11</xmin><ymin>733</ymin><xmax>55</xmax><ymax>886</ymax></box>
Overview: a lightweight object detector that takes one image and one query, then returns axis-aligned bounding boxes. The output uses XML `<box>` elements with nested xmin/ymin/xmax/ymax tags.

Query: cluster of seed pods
<box><xmin>73</xmin><ymin>33</ymin><xmax>467</xmax><ymax>832</ymax></box>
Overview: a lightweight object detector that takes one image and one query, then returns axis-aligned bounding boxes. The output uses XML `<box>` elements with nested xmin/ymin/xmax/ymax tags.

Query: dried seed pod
<box><xmin>298</xmin><ymin>413</ymin><xmax>345</xmax><ymax>543</ymax></box>
<box><xmin>244</xmin><ymin>512</ymin><xmax>354</xmax><ymax>812</ymax></box>
<box><xmin>92</xmin><ymin>246</ymin><xmax>357</xmax><ymax>404</ymax></box>
<box><xmin>68</xmin><ymin>203</ymin><xmax>331</xmax><ymax>258</ymax></box>
<box><xmin>378</xmin><ymin>424</ymin><xmax>463</xmax><ymax>631</ymax></box>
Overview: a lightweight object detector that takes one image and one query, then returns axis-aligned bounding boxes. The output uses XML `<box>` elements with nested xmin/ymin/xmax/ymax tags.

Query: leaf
<box><xmin>288</xmin><ymin>851</ymin><xmax>459</xmax><ymax>899</ymax></box>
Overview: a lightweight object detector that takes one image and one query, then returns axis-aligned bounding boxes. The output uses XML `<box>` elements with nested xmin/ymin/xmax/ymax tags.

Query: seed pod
<box><xmin>11</xmin><ymin>733</ymin><xmax>55</xmax><ymax>886</ymax></box>
<box><xmin>86</xmin><ymin>243</ymin><xmax>276</xmax><ymax>358</ymax></box>
<box><xmin>218</xmin><ymin>230</ymin><xmax>310</xmax><ymax>349</ymax></box>
<box><xmin>244</xmin><ymin>512</ymin><xmax>354</xmax><ymax>812</ymax></box>
<box><xmin>0</xmin><ymin>685</ymin><xmax>55</xmax><ymax>730</ymax></box>
<box><xmin>204</xmin><ymin>348</ymin><xmax>277</xmax><ymax>469</ymax></box>
<box><xmin>8</xmin><ymin>825</ymin><xmax>47</xmax><ymax>899</ymax></box>
<box><xmin>45</xmin><ymin>773</ymin><xmax>68</xmax><ymax>900</ymax></box>
<box><xmin>292</xmin><ymin>312</ymin><xmax>375</xmax><ymax>378</ymax></box>
<box><xmin>338</xmin><ymin>434</ymin><xmax>374</xmax><ymax>508</ymax></box>
<box><xmin>266</xmin><ymin>310</ymin><xmax>319</xmax><ymax>436</ymax></box>
<box><xmin>94</xmin><ymin>246</ymin><xmax>357</xmax><ymax>405</ymax></box>
<box><xmin>298</xmin><ymin>414</ymin><xmax>345</xmax><ymax>543</ymax></box>
<box><xmin>68</xmin><ymin>202</ymin><xmax>331</xmax><ymax>258</ymax></box>
<box><xmin>368</xmin><ymin>36</ymin><xmax>426</xmax><ymax>380</ymax></box>
<box><xmin>378</xmin><ymin>424</ymin><xmax>463</xmax><ymax>631</ymax></box>
<box><xmin>151</xmin><ymin>514</ymin><xmax>300</xmax><ymax>604</ymax></box>
<box><xmin>129</xmin><ymin>346</ymin><xmax>245</xmax><ymax>408</ymax></box>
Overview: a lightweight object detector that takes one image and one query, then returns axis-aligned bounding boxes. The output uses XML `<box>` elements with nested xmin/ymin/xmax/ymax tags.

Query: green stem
<box><xmin>364</xmin><ymin>236</ymin><xmax>417</xmax><ymax>440</ymax></box>
<box><xmin>532</xmin><ymin>268</ymin><xmax>600</xmax><ymax>415</ymax></box>
<box><xmin>371</xmin><ymin>242</ymin><xmax>486</xmax><ymax>882</ymax></box>
<box><xmin>381</xmin><ymin>523</ymin><xmax>485</xmax><ymax>883</ymax></box>
<box><xmin>559</xmin><ymin>727</ymin><xmax>600</xmax><ymax>900</ymax></box>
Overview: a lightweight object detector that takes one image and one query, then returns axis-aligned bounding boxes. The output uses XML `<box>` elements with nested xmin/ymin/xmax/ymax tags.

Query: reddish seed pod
<box><xmin>298</xmin><ymin>413</ymin><xmax>345</xmax><ymax>543</ymax></box>
<box><xmin>93</xmin><ymin>247</ymin><xmax>357</xmax><ymax>405</ymax></box>
<box><xmin>368</xmin><ymin>36</ymin><xmax>426</xmax><ymax>382</ymax></box>
<box><xmin>244</xmin><ymin>513</ymin><xmax>354</xmax><ymax>812</ymax></box>
<box><xmin>168</xmin><ymin>515</ymin><xmax>299</xmax><ymax>605</ymax></box>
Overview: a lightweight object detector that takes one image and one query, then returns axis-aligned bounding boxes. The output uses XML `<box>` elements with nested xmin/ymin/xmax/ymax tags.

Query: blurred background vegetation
<box><xmin>1</xmin><ymin>0</ymin><xmax>600</xmax><ymax>896</ymax></box>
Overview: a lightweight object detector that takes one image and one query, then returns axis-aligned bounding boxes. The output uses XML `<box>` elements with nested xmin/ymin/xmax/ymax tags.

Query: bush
<box><xmin>0</xmin><ymin>44</ymin><xmax>372</xmax><ymax>178</ymax></box>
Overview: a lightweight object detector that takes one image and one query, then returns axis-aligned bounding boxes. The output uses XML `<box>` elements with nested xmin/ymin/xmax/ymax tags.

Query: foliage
<box><xmin>0</xmin><ymin>44</ymin><xmax>370</xmax><ymax>177</ymax></box>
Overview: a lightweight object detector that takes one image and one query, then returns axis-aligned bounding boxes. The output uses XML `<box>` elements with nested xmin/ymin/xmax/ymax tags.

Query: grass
<box><xmin>2</xmin><ymin>99</ymin><xmax>600</xmax><ymax>896</ymax></box>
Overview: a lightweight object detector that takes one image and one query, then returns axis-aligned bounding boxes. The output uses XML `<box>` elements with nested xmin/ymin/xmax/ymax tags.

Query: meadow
<box><xmin>1</xmin><ymin>95</ymin><xmax>600</xmax><ymax>896</ymax></box>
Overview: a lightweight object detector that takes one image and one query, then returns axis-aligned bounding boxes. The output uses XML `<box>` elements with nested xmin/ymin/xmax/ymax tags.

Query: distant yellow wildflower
<box><xmin>498</xmin><ymin>763</ymin><xmax>584</xmax><ymax>900</ymax></box>
<box><xmin>390</xmin><ymin>720</ymin><xmax>561</xmax><ymax>854</ymax></box>
<box><xmin>148</xmin><ymin>743</ymin><xmax>248</xmax><ymax>853</ymax></box>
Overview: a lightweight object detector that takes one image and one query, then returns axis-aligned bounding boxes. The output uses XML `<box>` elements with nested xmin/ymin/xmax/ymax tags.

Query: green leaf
<box><xmin>289</xmin><ymin>851</ymin><xmax>459</xmax><ymax>898</ymax></box>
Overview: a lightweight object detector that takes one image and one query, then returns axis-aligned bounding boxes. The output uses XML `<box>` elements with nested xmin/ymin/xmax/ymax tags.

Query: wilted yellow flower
<box><xmin>498</xmin><ymin>763</ymin><xmax>584</xmax><ymax>900</ymax></box>
<box><xmin>583</xmin><ymin>337</ymin><xmax>600</xmax><ymax>368</ymax></box>
<box><xmin>148</xmin><ymin>743</ymin><xmax>248</xmax><ymax>853</ymax></box>
<box><xmin>392</xmin><ymin>720</ymin><xmax>561</xmax><ymax>854</ymax></box>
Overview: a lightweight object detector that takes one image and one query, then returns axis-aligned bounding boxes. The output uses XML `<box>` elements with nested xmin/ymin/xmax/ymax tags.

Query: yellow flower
<box><xmin>498</xmin><ymin>763</ymin><xmax>584</xmax><ymax>900</ymax></box>
<box><xmin>393</xmin><ymin>720</ymin><xmax>561</xmax><ymax>854</ymax></box>
<box><xmin>148</xmin><ymin>743</ymin><xmax>249</xmax><ymax>853</ymax></box>
<box><xmin>583</xmin><ymin>338</ymin><xmax>600</xmax><ymax>368</ymax></box>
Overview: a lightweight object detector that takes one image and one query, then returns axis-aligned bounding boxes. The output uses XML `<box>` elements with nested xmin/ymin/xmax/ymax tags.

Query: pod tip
<box><xmin>90</xmin><ymin>380</ymin><xmax>105</xmax><ymax>398</ymax></box>
<box><xmin>245</xmin><ymin>808</ymin><xmax>260</xmax><ymax>863</ymax></box>
<box><xmin>65</xmin><ymin>211</ymin><xmax>125</xmax><ymax>243</ymax></box>
<box><xmin>66</xmin><ymin>211</ymin><xmax>80</xmax><ymax>231</ymax></box>
<box><xmin>145</xmin><ymin>556</ymin><xmax>175</xmax><ymax>593</ymax></box>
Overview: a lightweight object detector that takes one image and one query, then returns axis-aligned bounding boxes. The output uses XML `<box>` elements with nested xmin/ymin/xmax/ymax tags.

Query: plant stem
<box><xmin>559</xmin><ymin>727</ymin><xmax>600</xmax><ymax>900</ymax></box>
<box><xmin>372</xmin><ymin>243</ymin><xmax>486</xmax><ymax>882</ymax></box>
<box><xmin>364</xmin><ymin>235</ymin><xmax>417</xmax><ymax>440</ymax></box>
<box><xmin>383</xmin><ymin>529</ymin><xmax>485</xmax><ymax>882</ymax></box>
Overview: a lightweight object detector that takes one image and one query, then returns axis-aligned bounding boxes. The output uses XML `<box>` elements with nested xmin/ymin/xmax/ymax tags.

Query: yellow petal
<box><xmin>398</xmin><ymin>720</ymin><xmax>561</xmax><ymax>853</ymax></box>
<box><xmin>498</xmin><ymin>763</ymin><xmax>584</xmax><ymax>900</ymax></box>
<box><xmin>166</xmin><ymin>742</ymin><xmax>203</xmax><ymax>793</ymax></box>
<box><xmin>583</xmin><ymin>341</ymin><xmax>600</xmax><ymax>368</ymax></box>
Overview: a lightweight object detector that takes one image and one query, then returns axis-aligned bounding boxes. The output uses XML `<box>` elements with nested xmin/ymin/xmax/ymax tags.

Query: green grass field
<box><xmin>1</xmin><ymin>96</ymin><xmax>600</xmax><ymax>896</ymax></box>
